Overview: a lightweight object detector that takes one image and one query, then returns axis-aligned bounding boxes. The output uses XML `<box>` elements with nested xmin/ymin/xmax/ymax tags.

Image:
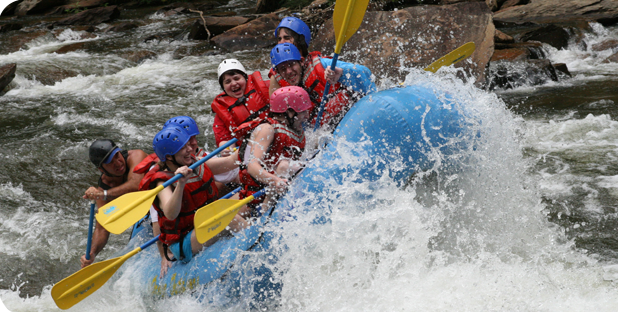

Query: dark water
<box><xmin>1</xmin><ymin>3</ymin><xmax>618</xmax><ymax>311</ymax></box>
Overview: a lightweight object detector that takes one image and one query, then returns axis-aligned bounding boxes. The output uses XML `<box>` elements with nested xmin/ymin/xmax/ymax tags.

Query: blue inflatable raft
<box><xmin>121</xmin><ymin>84</ymin><xmax>473</xmax><ymax>298</ymax></box>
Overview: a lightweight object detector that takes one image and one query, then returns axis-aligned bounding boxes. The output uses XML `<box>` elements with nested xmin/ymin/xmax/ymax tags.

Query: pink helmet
<box><xmin>270</xmin><ymin>86</ymin><xmax>312</xmax><ymax>113</ymax></box>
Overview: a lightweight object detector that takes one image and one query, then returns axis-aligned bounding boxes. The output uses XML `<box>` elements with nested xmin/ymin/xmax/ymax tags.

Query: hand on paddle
<box><xmin>83</xmin><ymin>186</ymin><xmax>105</xmax><ymax>201</ymax></box>
<box><xmin>325</xmin><ymin>67</ymin><xmax>343</xmax><ymax>85</ymax></box>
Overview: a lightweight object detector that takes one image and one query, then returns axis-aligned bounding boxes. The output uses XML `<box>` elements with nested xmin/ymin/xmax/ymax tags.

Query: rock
<box><xmin>494</xmin><ymin>0</ymin><xmax>618</xmax><ymax>24</ymax></box>
<box><xmin>0</xmin><ymin>23</ymin><xmax>23</xmax><ymax>33</ymax></box>
<box><xmin>491</xmin><ymin>48</ymin><xmax>530</xmax><ymax>61</ymax></box>
<box><xmin>188</xmin><ymin>16</ymin><xmax>251</xmax><ymax>40</ymax></box>
<box><xmin>495</xmin><ymin>41</ymin><xmax>546</xmax><ymax>59</ymax></box>
<box><xmin>105</xmin><ymin>22</ymin><xmax>139</xmax><ymax>32</ymax></box>
<box><xmin>486</xmin><ymin>0</ymin><xmax>498</xmax><ymax>11</ymax></box>
<box><xmin>256</xmin><ymin>0</ymin><xmax>279</xmax><ymax>14</ymax></box>
<box><xmin>54</xmin><ymin>5</ymin><xmax>120</xmax><ymax>26</ymax></box>
<box><xmin>211</xmin><ymin>13</ymin><xmax>281</xmax><ymax>52</ymax></box>
<box><xmin>486</xmin><ymin>59</ymin><xmax>558</xmax><ymax>90</ymax></box>
<box><xmin>0</xmin><ymin>63</ymin><xmax>17</xmax><ymax>93</ymax></box>
<box><xmin>27</xmin><ymin>66</ymin><xmax>79</xmax><ymax>85</ymax></box>
<box><xmin>499</xmin><ymin>0</ymin><xmax>529</xmax><ymax>11</ymax></box>
<box><xmin>118</xmin><ymin>50</ymin><xmax>157</xmax><ymax>63</ymax></box>
<box><xmin>603</xmin><ymin>51</ymin><xmax>618</xmax><ymax>63</ymax></box>
<box><xmin>553</xmin><ymin>63</ymin><xmax>571</xmax><ymax>77</ymax></box>
<box><xmin>0</xmin><ymin>30</ymin><xmax>50</xmax><ymax>54</ymax></box>
<box><xmin>47</xmin><ymin>0</ymin><xmax>112</xmax><ymax>15</ymax></box>
<box><xmin>1</xmin><ymin>0</ymin><xmax>21</xmax><ymax>16</ymax></box>
<box><xmin>520</xmin><ymin>24</ymin><xmax>570</xmax><ymax>50</ymax></box>
<box><xmin>312</xmin><ymin>2</ymin><xmax>495</xmax><ymax>84</ymax></box>
<box><xmin>591</xmin><ymin>39</ymin><xmax>618</xmax><ymax>52</ymax></box>
<box><xmin>495</xmin><ymin>29</ymin><xmax>514</xmax><ymax>43</ymax></box>
<box><xmin>14</xmin><ymin>0</ymin><xmax>65</xmax><ymax>16</ymax></box>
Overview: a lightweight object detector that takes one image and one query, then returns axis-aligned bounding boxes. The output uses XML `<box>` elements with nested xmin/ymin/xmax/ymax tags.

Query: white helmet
<box><xmin>217</xmin><ymin>59</ymin><xmax>247</xmax><ymax>80</ymax></box>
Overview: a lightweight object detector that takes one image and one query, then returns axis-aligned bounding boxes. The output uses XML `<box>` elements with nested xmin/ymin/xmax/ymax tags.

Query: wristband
<box><xmin>103</xmin><ymin>190</ymin><xmax>108</xmax><ymax>201</ymax></box>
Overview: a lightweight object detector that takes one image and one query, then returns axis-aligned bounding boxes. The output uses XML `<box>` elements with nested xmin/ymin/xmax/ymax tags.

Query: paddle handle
<box><xmin>222</xmin><ymin>187</ymin><xmax>241</xmax><ymax>199</ymax></box>
<box><xmin>162</xmin><ymin>138</ymin><xmax>238</xmax><ymax>188</ymax></box>
<box><xmin>313</xmin><ymin>54</ymin><xmax>339</xmax><ymax>131</ymax></box>
<box><xmin>141</xmin><ymin>235</ymin><xmax>160</xmax><ymax>250</ymax></box>
<box><xmin>85</xmin><ymin>201</ymin><xmax>96</xmax><ymax>260</ymax></box>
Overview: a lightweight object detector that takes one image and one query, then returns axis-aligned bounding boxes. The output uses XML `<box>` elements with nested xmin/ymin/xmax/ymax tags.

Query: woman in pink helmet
<box><xmin>234</xmin><ymin>86</ymin><xmax>312</xmax><ymax>214</ymax></box>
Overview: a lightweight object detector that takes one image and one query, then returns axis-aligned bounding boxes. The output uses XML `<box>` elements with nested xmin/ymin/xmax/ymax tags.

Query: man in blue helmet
<box><xmin>269</xmin><ymin>42</ymin><xmax>376</xmax><ymax>128</ymax></box>
<box><xmin>81</xmin><ymin>139</ymin><xmax>148</xmax><ymax>268</ymax></box>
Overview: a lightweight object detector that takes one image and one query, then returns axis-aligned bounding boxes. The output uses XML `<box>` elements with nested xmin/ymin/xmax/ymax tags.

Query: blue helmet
<box><xmin>270</xmin><ymin>43</ymin><xmax>302</xmax><ymax>68</ymax></box>
<box><xmin>153</xmin><ymin>126</ymin><xmax>190</xmax><ymax>161</ymax></box>
<box><xmin>164</xmin><ymin>116</ymin><xmax>200</xmax><ymax>137</ymax></box>
<box><xmin>275</xmin><ymin>16</ymin><xmax>311</xmax><ymax>46</ymax></box>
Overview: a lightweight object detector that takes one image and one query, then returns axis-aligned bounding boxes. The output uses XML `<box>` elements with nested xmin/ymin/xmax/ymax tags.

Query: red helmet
<box><xmin>270</xmin><ymin>86</ymin><xmax>311</xmax><ymax>113</ymax></box>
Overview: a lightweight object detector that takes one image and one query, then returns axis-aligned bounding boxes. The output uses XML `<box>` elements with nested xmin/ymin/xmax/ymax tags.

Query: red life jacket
<box><xmin>133</xmin><ymin>153</ymin><xmax>160</xmax><ymax>174</ymax></box>
<box><xmin>272</xmin><ymin>51</ymin><xmax>351</xmax><ymax>127</ymax></box>
<box><xmin>138</xmin><ymin>160</ymin><xmax>219</xmax><ymax>245</ymax></box>
<box><xmin>235</xmin><ymin>118</ymin><xmax>305</xmax><ymax>201</ymax></box>
<box><xmin>211</xmin><ymin>71</ymin><xmax>270</xmax><ymax>142</ymax></box>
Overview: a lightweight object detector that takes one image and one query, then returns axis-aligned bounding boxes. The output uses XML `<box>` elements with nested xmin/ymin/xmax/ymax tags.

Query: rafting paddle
<box><xmin>95</xmin><ymin>138</ymin><xmax>238</xmax><ymax>235</ymax></box>
<box><xmin>85</xmin><ymin>200</ymin><xmax>96</xmax><ymax>261</ymax></box>
<box><xmin>424</xmin><ymin>42</ymin><xmax>476</xmax><ymax>73</ymax></box>
<box><xmin>52</xmin><ymin>187</ymin><xmax>242</xmax><ymax>310</ymax></box>
<box><xmin>314</xmin><ymin>0</ymin><xmax>370</xmax><ymax>130</ymax></box>
<box><xmin>194</xmin><ymin>189</ymin><xmax>266</xmax><ymax>244</ymax></box>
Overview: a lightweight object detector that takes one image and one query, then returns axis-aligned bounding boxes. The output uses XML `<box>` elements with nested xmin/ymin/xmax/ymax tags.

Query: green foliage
<box><xmin>65</xmin><ymin>1</ymin><xmax>84</xmax><ymax>14</ymax></box>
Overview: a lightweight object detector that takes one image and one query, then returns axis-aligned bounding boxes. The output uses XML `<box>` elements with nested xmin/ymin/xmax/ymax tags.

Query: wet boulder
<box><xmin>494</xmin><ymin>0</ymin><xmax>618</xmax><ymax>24</ymax></box>
<box><xmin>14</xmin><ymin>0</ymin><xmax>65</xmax><ymax>16</ymax></box>
<box><xmin>498</xmin><ymin>0</ymin><xmax>530</xmax><ymax>11</ymax></box>
<box><xmin>311</xmin><ymin>2</ymin><xmax>495</xmax><ymax>84</ymax></box>
<box><xmin>188</xmin><ymin>16</ymin><xmax>251</xmax><ymax>40</ymax></box>
<box><xmin>0</xmin><ymin>23</ymin><xmax>23</xmax><ymax>33</ymax></box>
<box><xmin>0</xmin><ymin>63</ymin><xmax>17</xmax><ymax>93</ymax></box>
<box><xmin>495</xmin><ymin>42</ymin><xmax>546</xmax><ymax>59</ymax></box>
<box><xmin>486</xmin><ymin>59</ymin><xmax>558</xmax><ymax>90</ymax></box>
<box><xmin>54</xmin><ymin>5</ymin><xmax>120</xmax><ymax>26</ymax></box>
<box><xmin>553</xmin><ymin>63</ymin><xmax>571</xmax><ymax>78</ymax></box>
<box><xmin>211</xmin><ymin>13</ymin><xmax>281</xmax><ymax>52</ymax></box>
<box><xmin>591</xmin><ymin>39</ymin><xmax>618</xmax><ymax>52</ymax></box>
<box><xmin>105</xmin><ymin>22</ymin><xmax>139</xmax><ymax>32</ymax></box>
<box><xmin>603</xmin><ymin>51</ymin><xmax>618</xmax><ymax>63</ymax></box>
<box><xmin>495</xmin><ymin>29</ymin><xmax>514</xmax><ymax>43</ymax></box>
<box><xmin>520</xmin><ymin>24</ymin><xmax>570</xmax><ymax>50</ymax></box>
<box><xmin>491</xmin><ymin>48</ymin><xmax>530</xmax><ymax>61</ymax></box>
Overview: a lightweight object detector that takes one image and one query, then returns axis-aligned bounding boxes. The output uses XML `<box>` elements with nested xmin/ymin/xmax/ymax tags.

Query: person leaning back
<box><xmin>80</xmin><ymin>139</ymin><xmax>148</xmax><ymax>268</ymax></box>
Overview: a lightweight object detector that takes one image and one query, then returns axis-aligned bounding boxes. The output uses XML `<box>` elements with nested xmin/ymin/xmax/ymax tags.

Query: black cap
<box><xmin>89</xmin><ymin>139</ymin><xmax>118</xmax><ymax>168</ymax></box>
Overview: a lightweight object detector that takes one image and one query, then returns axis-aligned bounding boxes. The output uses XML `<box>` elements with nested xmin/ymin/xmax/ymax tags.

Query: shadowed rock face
<box><xmin>0</xmin><ymin>63</ymin><xmax>17</xmax><ymax>93</ymax></box>
<box><xmin>211</xmin><ymin>13</ymin><xmax>280</xmax><ymax>52</ymax></box>
<box><xmin>494</xmin><ymin>0</ymin><xmax>618</xmax><ymax>24</ymax></box>
<box><xmin>311</xmin><ymin>2</ymin><xmax>495</xmax><ymax>85</ymax></box>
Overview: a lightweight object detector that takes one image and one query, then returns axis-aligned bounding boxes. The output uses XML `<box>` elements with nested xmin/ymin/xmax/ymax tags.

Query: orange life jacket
<box><xmin>272</xmin><ymin>52</ymin><xmax>351</xmax><ymax>127</ymax></box>
<box><xmin>138</xmin><ymin>160</ymin><xmax>219</xmax><ymax>245</ymax></box>
<box><xmin>234</xmin><ymin>118</ymin><xmax>305</xmax><ymax>202</ymax></box>
<box><xmin>211</xmin><ymin>71</ymin><xmax>270</xmax><ymax>138</ymax></box>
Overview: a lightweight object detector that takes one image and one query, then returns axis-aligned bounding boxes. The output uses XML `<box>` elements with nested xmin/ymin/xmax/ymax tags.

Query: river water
<box><xmin>1</xmin><ymin>4</ymin><xmax>618</xmax><ymax>312</ymax></box>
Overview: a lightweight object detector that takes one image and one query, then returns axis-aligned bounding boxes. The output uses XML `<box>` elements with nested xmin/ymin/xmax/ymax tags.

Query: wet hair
<box><xmin>218</xmin><ymin>69</ymin><xmax>248</xmax><ymax>90</ymax></box>
<box><xmin>277</xmin><ymin>27</ymin><xmax>309</xmax><ymax>58</ymax></box>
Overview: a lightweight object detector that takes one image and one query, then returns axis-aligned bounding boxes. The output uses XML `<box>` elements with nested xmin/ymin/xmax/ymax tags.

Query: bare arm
<box><xmin>269</xmin><ymin>75</ymin><xmax>281</xmax><ymax>96</ymax></box>
<box><xmin>156</xmin><ymin>167</ymin><xmax>191</xmax><ymax>220</ymax></box>
<box><xmin>246</xmin><ymin>124</ymin><xmax>287</xmax><ymax>190</ymax></box>
<box><xmin>206</xmin><ymin>150</ymin><xmax>239</xmax><ymax>175</ymax></box>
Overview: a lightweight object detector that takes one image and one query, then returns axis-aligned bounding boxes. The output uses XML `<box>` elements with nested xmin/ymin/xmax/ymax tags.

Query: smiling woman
<box><xmin>211</xmin><ymin>59</ymin><xmax>270</xmax><ymax>149</ymax></box>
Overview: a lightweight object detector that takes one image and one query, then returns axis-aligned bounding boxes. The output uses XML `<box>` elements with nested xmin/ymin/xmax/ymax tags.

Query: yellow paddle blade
<box><xmin>96</xmin><ymin>185</ymin><xmax>163</xmax><ymax>235</ymax></box>
<box><xmin>333</xmin><ymin>0</ymin><xmax>370</xmax><ymax>53</ymax></box>
<box><xmin>194</xmin><ymin>197</ymin><xmax>252</xmax><ymax>244</ymax></box>
<box><xmin>52</xmin><ymin>247</ymin><xmax>141</xmax><ymax>310</ymax></box>
<box><xmin>424</xmin><ymin>42</ymin><xmax>476</xmax><ymax>73</ymax></box>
